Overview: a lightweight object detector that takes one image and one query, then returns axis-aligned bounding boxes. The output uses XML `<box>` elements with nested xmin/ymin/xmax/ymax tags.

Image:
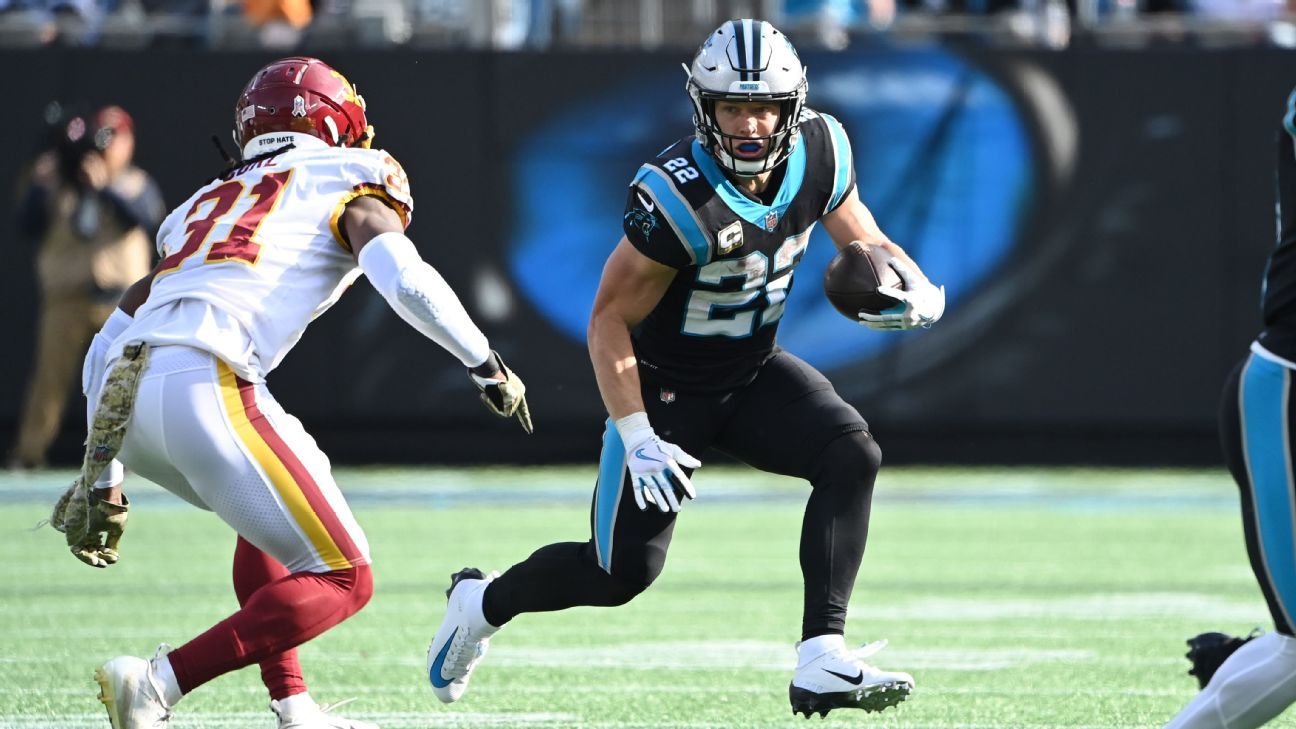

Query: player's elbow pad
<box><xmin>358</xmin><ymin>232</ymin><xmax>491</xmax><ymax>367</ymax></box>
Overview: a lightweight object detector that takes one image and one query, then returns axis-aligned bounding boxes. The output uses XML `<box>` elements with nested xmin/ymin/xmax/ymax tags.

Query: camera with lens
<box><xmin>45</xmin><ymin>102</ymin><xmax>113</xmax><ymax>187</ymax></box>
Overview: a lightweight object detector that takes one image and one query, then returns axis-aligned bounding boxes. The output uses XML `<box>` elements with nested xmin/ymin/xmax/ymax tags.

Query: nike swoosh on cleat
<box><xmin>428</xmin><ymin>628</ymin><xmax>457</xmax><ymax>688</ymax></box>
<box><xmin>633</xmin><ymin>448</ymin><xmax>663</xmax><ymax>463</ymax></box>
<box><xmin>823</xmin><ymin>668</ymin><xmax>865</xmax><ymax>685</ymax></box>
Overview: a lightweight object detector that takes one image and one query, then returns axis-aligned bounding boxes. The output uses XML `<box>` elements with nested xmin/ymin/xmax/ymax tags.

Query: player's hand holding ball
<box><xmin>469</xmin><ymin>351</ymin><xmax>534</xmax><ymax>434</ymax></box>
<box><xmin>616</xmin><ymin>412</ymin><xmax>700</xmax><ymax>513</ymax></box>
<box><xmin>824</xmin><ymin>241</ymin><xmax>945</xmax><ymax>331</ymax></box>
<box><xmin>861</xmin><ymin>260</ymin><xmax>945</xmax><ymax>331</ymax></box>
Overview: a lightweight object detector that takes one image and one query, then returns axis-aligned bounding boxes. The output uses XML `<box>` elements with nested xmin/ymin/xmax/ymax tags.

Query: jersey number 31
<box><xmin>158</xmin><ymin>170</ymin><xmax>294</xmax><ymax>275</ymax></box>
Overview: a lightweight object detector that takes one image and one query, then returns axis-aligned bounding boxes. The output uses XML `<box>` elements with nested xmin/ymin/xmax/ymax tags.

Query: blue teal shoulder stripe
<box><xmin>634</xmin><ymin>165</ymin><xmax>711</xmax><ymax>265</ymax></box>
<box><xmin>820</xmin><ymin>113</ymin><xmax>853</xmax><ymax>212</ymax></box>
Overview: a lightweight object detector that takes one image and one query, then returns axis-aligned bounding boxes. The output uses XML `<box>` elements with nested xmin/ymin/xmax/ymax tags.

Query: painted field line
<box><xmin>0</xmin><ymin>718</ymin><xmax>1172</xmax><ymax>729</ymax></box>
<box><xmin>344</xmin><ymin>640</ymin><xmax>1092</xmax><ymax>672</ymax></box>
<box><xmin>0</xmin><ymin>711</ymin><xmax>579</xmax><ymax>729</ymax></box>
<box><xmin>0</xmin><ymin>715</ymin><xmax>753</xmax><ymax>729</ymax></box>
<box><xmin>852</xmin><ymin>592</ymin><xmax>1264</xmax><ymax>622</ymax></box>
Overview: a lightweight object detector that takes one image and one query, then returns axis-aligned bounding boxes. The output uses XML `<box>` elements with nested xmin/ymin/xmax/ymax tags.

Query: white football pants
<box><xmin>118</xmin><ymin>345</ymin><xmax>370</xmax><ymax>574</ymax></box>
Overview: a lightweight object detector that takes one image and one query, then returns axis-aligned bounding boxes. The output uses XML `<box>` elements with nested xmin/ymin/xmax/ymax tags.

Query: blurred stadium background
<box><xmin>7</xmin><ymin>0</ymin><xmax>1292</xmax><ymax>468</ymax></box>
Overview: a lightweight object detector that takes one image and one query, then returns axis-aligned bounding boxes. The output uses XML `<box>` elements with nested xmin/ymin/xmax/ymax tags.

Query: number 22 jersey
<box><xmin>116</xmin><ymin>141</ymin><xmax>413</xmax><ymax>382</ymax></box>
<box><xmin>621</xmin><ymin>109</ymin><xmax>856</xmax><ymax>393</ymax></box>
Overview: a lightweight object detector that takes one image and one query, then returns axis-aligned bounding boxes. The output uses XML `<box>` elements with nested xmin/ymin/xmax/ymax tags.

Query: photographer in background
<box><xmin>8</xmin><ymin>104</ymin><xmax>163</xmax><ymax>470</ymax></box>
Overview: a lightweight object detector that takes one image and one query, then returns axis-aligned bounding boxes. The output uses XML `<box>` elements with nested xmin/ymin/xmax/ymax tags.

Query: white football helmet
<box><xmin>685</xmin><ymin>19</ymin><xmax>808</xmax><ymax>177</ymax></box>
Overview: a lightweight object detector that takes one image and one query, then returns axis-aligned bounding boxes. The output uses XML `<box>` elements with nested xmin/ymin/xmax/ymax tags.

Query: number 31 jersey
<box><xmin>120</xmin><ymin>143</ymin><xmax>413</xmax><ymax>382</ymax></box>
<box><xmin>622</xmin><ymin>109</ymin><xmax>855</xmax><ymax>392</ymax></box>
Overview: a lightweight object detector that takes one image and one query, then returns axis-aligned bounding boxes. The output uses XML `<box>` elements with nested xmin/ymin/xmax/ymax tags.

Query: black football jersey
<box><xmin>1260</xmin><ymin>88</ymin><xmax>1296</xmax><ymax>361</ymax></box>
<box><xmin>621</xmin><ymin>109</ymin><xmax>856</xmax><ymax>392</ymax></box>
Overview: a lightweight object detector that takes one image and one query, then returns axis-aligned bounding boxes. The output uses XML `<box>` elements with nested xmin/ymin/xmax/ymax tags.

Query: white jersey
<box><xmin>116</xmin><ymin>141</ymin><xmax>413</xmax><ymax>382</ymax></box>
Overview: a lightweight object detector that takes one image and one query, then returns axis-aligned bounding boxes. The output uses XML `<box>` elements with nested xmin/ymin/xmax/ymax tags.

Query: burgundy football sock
<box><xmin>168</xmin><ymin>554</ymin><xmax>372</xmax><ymax>694</ymax></box>
<box><xmin>232</xmin><ymin>537</ymin><xmax>306</xmax><ymax>700</ymax></box>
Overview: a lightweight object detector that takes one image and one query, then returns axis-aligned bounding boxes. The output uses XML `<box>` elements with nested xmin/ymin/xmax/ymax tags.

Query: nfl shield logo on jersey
<box><xmin>659</xmin><ymin>388</ymin><xmax>676</xmax><ymax>404</ymax></box>
<box><xmin>764</xmin><ymin>210</ymin><xmax>779</xmax><ymax>232</ymax></box>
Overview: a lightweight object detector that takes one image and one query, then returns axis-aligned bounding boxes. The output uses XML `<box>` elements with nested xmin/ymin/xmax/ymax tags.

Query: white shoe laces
<box><xmin>852</xmin><ymin>638</ymin><xmax>889</xmax><ymax>661</ymax></box>
<box><xmin>145</xmin><ymin>644</ymin><xmax>174</xmax><ymax>725</ymax></box>
<box><xmin>441</xmin><ymin>572</ymin><xmax>498</xmax><ymax>679</ymax></box>
<box><xmin>277</xmin><ymin>696</ymin><xmax>375</xmax><ymax>729</ymax></box>
<box><xmin>443</xmin><ymin>631</ymin><xmax>486</xmax><ymax>678</ymax></box>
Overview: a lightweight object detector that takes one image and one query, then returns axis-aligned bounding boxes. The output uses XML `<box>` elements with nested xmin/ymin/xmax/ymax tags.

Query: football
<box><xmin>823</xmin><ymin>241</ymin><xmax>904</xmax><ymax>319</ymax></box>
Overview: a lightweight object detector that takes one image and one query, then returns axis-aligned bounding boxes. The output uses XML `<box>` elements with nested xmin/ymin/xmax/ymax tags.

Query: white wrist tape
<box><xmin>614</xmin><ymin>411</ymin><xmax>653</xmax><ymax>449</ymax></box>
<box><xmin>358</xmin><ymin>232</ymin><xmax>491</xmax><ymax>367</ymax></box>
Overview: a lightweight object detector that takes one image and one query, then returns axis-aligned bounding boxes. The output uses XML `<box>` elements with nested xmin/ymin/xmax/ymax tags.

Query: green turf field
<box><xmin>0</xmin><ymin>465</ymin><xmax>1277</xmax><ymax>728</ymax></box>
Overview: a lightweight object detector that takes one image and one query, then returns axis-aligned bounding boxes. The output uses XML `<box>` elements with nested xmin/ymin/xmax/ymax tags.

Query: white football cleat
<box><xmin>789</xmin><ymin>636</ymin><xmax>914</xmax><ymax>718</ymax></box>
<box><xmin>272</xmin><ymin>696</ymin><xmax>378</xmax><ymax>729</ymax></box>
<box><xmin>94</xmin><ymin>654</ymin><xmax>172</xmax><ymax>728</ymax></box>
<box><xmin>426</xmin><ymin>567</ymin><xmax>500</xmax><ymax>703</ymax></box>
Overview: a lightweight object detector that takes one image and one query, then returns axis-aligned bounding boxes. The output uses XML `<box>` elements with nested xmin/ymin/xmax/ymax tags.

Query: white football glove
<box><xmin>616</xmin><ymin>413</ymin><xmax>700</xmax><ymax>513</ymax></box>
<box><xmin>858</xmin><ymin>259</ymin><xmax>946</xmax><ymax>331</ymax></box>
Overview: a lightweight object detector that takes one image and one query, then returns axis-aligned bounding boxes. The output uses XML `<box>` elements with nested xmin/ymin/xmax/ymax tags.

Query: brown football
<box><xmin>823</xmin><ymin>241</ymin><xmax>903</xmax><ymax>318</ymax></box>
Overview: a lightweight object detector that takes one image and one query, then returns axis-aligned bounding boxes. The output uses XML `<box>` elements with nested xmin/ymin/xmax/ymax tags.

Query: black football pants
<box><xmin>1221</xmin><ymin>349</ymin><xmax>1296</xmax><ymax>637</ymax></box>
<box><xmin>482</xmin><ymin>350</ymin><xmax>881</xmax><ymax>641</ymax></box>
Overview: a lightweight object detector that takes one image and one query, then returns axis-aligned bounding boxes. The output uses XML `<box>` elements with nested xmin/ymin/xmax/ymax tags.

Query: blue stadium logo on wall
<box><xmin>506</xmin><ymin>49</ymin><xmax>1075</xmax><ymax>388</ymax></box>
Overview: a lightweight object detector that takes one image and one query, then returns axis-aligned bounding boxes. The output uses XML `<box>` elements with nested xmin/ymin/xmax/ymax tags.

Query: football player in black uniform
<box><xmin>428</xmin><ymin>19</ymin><xmax>945</xmax><ymax>718</ymax></box>
<box><xmin>1166</xmin><ymin>88</ymin><xmax>1296</xmax><ymax>728</ymax></box>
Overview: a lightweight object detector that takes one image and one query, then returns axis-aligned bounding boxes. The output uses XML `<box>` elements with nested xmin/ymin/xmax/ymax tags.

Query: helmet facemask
<box><xmin>685</xmin><ymin>19</ymin><xmax>808</xmax><ymax>178</ymax></box>
<box><xmin>688</xmin><ymin>81</ymin><xmax>807</xmax><ymax>177</ymax></box>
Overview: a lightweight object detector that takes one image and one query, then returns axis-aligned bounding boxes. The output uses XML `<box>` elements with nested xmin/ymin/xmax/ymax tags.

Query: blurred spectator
<box><xmin>243</xmin><ymin>0</ymin><xmax>310</xmax><ymax>46</ymax></box>
<box><xmin>8</xmin><ymin>104</ymin><xmax>162</xmax><ymax>470</ymax></box>
<box><xmin>782</xmin><ymin>0</ymin><xmax>886</xmax><ymax>48</ymax></box>
<box><xmin>0</xmin><ymin>0</ymin><xmax>107</xmax><ymax>44</ymax></box>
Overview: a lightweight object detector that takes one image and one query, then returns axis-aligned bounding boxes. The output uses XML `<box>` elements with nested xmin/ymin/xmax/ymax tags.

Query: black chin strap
<box><xmin>210</xmin><ymin>134</ymin><xmax>236</xmax><ymax>165</ymax></box>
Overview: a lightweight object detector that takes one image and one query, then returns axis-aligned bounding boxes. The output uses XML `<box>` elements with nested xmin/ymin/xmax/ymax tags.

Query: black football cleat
<box><xmin>1185</xmin><ymin>629</ymin><xmax>1261</xmax><ymax>689</ymax></box>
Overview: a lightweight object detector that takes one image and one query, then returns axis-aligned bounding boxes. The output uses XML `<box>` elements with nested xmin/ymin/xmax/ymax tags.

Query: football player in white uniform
<box><xmin>81</xmin><ymin>57</ymin><xmax>531</xmax><ymax>729</ymax></box>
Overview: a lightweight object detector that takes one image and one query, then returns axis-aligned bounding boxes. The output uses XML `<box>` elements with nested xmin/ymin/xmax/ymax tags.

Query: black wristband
<box><xmin>469</xmin><ymin>351</ymin><xmax>502</xmax><ymax>379</ymax></box>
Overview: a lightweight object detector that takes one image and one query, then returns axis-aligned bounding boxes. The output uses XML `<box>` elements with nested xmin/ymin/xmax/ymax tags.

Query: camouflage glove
<box><xmin>1185</xmin><ymin>629</ymin><xmax>1259</xmax><ymax>689</ymax></box>
<box><xmin>50</xmin><ymin>478</ymin><xmax>129</xmax><ymax>568</ymax></box>
<box><xmin>48</xmin><ymin>342</ymin><xmax>149</xmax><ymax>568</ymax></box>
<box><xmin>469</xmin><ymin>351</ymin><xmax>534</xmax><ymax>434</ymax></box>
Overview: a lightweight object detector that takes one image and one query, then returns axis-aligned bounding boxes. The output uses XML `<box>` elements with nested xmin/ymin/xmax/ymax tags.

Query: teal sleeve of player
<box><xmin>820</xmin><ymin>113</ymin><xmax>857</xmax><ymax>214</ymax></box>
<box><xmin>622</xmin><ymin>181</ymin><xmax>695</xmax><ymax>270</ymax></box>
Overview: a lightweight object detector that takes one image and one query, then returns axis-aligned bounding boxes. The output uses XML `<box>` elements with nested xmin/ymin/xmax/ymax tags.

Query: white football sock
<box><xmin>275</xmin><ymin>691</ymin><xmax>315</xmax><ymax>716</ymax></box>
<box><xmin>1166</xmin><ymin>631</ymin><xmax>1296</xmax><ymax>728</ymax></box>
<box><xmin>151</xmin><ymin>654</ymin><xmax>184</xmax><ymax>707</ymax></box>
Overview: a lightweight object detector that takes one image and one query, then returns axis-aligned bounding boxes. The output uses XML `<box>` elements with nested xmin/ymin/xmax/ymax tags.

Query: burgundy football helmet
<box><xmin>234</xmin><ymin>57</ymin><xmax>368</xmax><ymax>152</ymax></box>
